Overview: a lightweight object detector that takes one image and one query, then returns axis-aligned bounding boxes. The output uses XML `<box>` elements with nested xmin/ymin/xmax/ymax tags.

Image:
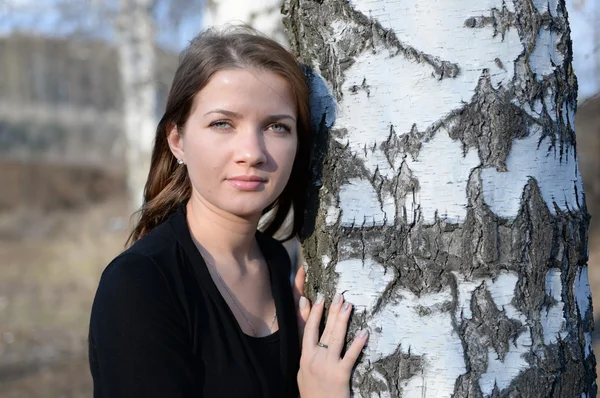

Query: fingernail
<box><xmin>333</xmin><ymin>293</ymin><xmax>341</xmax><ymax>304</ymax></box>
<box><xmin>299</xmin><ymin>296</ymin><xmax>307</xmax><ymax>309</ymax></box>
<box><xmin>342</xmin><ymin>301</ymin><xmax>352</xmax><ymax>311</ymax></box>
<box><xmin>315</xmin><ymin>293</ymin><xmax>324</xmax><ymax>304</ymax></box>
<box><xmin>356</xmin><ymin>329</ymin><xmax>368</xmax><ymax>338</ymax></box>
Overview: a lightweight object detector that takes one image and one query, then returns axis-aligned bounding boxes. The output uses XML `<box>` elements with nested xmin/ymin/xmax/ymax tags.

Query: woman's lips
<box><xmin>227</xmin><ymin>176</ymin><xmax>267</xmax><ymax>191</ymax></box>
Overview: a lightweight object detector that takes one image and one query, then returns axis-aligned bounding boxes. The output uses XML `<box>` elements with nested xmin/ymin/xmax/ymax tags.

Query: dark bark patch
<box><xmin>471</xmin><ymin>285</ymin><xmax>525</xmax><ymax>361</ymax></box>
<box><xmin>381</xmin><ymin>124</ymin><xmax>423</xmax><ymax>167</ymax></box>
<box><xmin>446</xmin><ymin>70</ymin><xmax>528</xmax><ymax>170</ymax></box>
<box><xmin>464</xmin><ymin>4</ymin><xmax>517</xmax><ymax>40</ymax></box>
<box><xmin>374</xmin><ymin>348</ymin><xmax>424</xmax><ymax>397</ymax></box>
<box><xmin>499</xmin><ymin>340</ymin><xmax>596</xmax><ymax>397</ymax></box>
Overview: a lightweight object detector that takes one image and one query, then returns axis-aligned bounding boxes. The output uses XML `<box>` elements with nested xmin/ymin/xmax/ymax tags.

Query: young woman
<box><xmin>88</xmin><ymin>28</ymin><xmax>368</xmax><ymax>398</ymax></box>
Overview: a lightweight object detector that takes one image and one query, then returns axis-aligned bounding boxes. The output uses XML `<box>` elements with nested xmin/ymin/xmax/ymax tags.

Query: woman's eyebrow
<box><xmin>204</xmin><ymin>109</ymin><xmax>243</xmax><ymax>118</ymax></box>
<box><xmin>267</xmin><ymin>114</ymin><xmax>296</xmax><ymax>123</ymax></box>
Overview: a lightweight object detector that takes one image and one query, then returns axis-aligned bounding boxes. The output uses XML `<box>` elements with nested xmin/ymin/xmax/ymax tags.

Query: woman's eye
<box><xmin>209</xmin><ymin>121</ymin><xmax>232</xmax><ymax>129</ymax></box>
<box><xmin>267</xmin><ymin>123</ymin><xmax>291</xmax><ymax>133</ymax></box>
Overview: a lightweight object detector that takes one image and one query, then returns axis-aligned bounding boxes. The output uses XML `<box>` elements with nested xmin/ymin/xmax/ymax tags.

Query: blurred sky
<box><xmin>0</xmin><ymin>0</ymin><xmax>204</xmax><ymax>51</ymax></box>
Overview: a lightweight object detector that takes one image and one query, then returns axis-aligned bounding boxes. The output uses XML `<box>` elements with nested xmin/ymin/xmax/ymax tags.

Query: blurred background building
<box><xmin>0</xmin><ymin>0</ymin><xmax>598</xmax><ymax>397</ymax></box>
<box><xmin>0</xmin><ymin>32</ymin><xmax>177</xmax><ymax>211</ymax></box>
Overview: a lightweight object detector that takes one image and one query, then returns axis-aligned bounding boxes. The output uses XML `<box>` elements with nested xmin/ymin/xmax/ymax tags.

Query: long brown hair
<box><xmin>127</xmin><ymin>27</ymin><xmax>311</xmax><ymax>245</ymax></box>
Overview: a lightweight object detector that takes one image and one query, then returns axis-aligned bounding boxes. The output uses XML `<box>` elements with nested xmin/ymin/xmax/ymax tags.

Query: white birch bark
<box><xmin>566</xmin><ymin>0</ymin><xmax>600</xmax><ymax>103</ymax></box>
<box><xmin>116</xmin><ymin>0</ymin><xmax>157</xmax><ymax>209</ymax></box>
<box><xmin>202</xmin><ymin>0</ymin><xmax>287</xmax><ymax>45</ymax></box>
<box><xmin>284</xmin><ymin>0</ymin><xmax>596</xmax><ymax>396</ymax></box>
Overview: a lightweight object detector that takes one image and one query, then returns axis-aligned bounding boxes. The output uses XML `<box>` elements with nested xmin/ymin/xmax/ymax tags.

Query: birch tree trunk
<box><xmin>116</xmin><ymin>0</ymin><xmax>157</xmax><ymax>210</ymax></box>
<box><xmin>283</xmin><ymin>0</ymin><xmax>596</xmax><ymax>396</ymax></box>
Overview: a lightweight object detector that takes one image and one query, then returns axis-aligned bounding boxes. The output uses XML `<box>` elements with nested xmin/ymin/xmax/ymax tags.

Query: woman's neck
<box><xmin>186</xmin><ymin>195</ymin><xmax>262</xmax><ymax>271</ymax></box>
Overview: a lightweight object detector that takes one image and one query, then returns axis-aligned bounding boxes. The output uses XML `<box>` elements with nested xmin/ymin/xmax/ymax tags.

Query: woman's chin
<box><xmin>192</xmin><ymin>190</ymin><xmax>276</xmax><ymax>222</ymax></box>
<box><xmin>222</xmin><ymin>203</ymin><xmax>269</xmax><ymax>221</ymax></box>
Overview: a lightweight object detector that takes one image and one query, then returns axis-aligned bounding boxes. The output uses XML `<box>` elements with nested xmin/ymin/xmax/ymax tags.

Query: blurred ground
<box><xmin>0</xmin><ymin>97</ymin><xmax>599</xmax><ymax>396</ymax></box>
<box><xmin>578</xmin><ymin>95</ymin><xmax>600</xmax><ymax>376</ymax></box>
<box><xmin>0</xmin><ymin>162</ymin><xmax>129</xmax><ymax>397</ymax></box>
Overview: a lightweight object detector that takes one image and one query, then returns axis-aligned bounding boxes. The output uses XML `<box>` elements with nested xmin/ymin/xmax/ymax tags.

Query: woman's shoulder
<box><xmin>126</xmin><ymin>214</ymin><xmax>178</xmax><ymax>257</ymax></box>
<box><xmin>90</xmin><ymin>237</ymin><xmax>189</xmax><ymax>352</ymax></box>
<box><xmin>100</xmin><ymin>212</ymin><xmax>183</xmax><ymax>289</ymax></box>
<box><xmin>93</xmin><ymin>226</ymin><xmax>186</xmax><ymax>318</ymax></box>
<box><xmin>98</xmin><ymin>249</ymin><xmax>171</xmax><ymax>299</ymax></box>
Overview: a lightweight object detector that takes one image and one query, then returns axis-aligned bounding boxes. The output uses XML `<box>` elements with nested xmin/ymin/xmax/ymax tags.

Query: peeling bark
<box><xmin>283</xmin><ymin>0</ymin><xmax>596</xmax><ymax>396</ymax></box>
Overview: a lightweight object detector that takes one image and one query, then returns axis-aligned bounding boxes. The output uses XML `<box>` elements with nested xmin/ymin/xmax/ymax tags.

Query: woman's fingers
<box><xmin>297</xmin><ymin>295</ymin><xmax>310</xmax><ymax>344</ymax></box>
<box><xmin>326</xmin><ymin>300</ymin><xmax>353</xmax><ymax>358</ymax></box>
<box><xmin>341</xmin><ymin>329</ymin><xmax>369</xmax><ymax>371</ymax></box>
<box><xmin>318</xmin><ymin>292</ymin><xmax>344</xmax><ymax>346</ymax></box>
<box><xmin>293</xmin><ymin>266</ymin><xmax>308</xmax><ymax>344</ymax></box>
<box><xmin>292</xmin><ymin>266</ymin><xmax>306</xmax><ymax>305</ymax></box>
<box><xmin>302</xmin><ymin>292</ymin><xmax>324</xmax><ymax>348</ymax></box>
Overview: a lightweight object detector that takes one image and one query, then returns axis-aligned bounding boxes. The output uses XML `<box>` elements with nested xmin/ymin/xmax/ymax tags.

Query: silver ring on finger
<box><xmin>317</xmin><ymin>342</ymin><xmax>329</xmax><ymax>349</ymax></box>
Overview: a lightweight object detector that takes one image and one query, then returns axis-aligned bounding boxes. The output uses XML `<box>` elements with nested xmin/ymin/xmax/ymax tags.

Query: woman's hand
<box><xmin>296</xmin><ymin>292</ymin><xmax>369</xmax><ymax>398</ymax></box>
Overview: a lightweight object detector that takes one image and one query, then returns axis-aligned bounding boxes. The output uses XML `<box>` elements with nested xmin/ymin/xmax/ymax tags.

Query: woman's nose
<box><xmin>233</xmin><ymin>128</ymin><xmax>267</xmax><ymax>166</ymax></box>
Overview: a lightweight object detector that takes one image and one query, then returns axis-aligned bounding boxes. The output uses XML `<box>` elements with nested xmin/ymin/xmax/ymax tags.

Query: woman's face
<box><xmin>168</xmin><ymin>68</ymin><xmax>298</xmax><ymax>220</ymax></box>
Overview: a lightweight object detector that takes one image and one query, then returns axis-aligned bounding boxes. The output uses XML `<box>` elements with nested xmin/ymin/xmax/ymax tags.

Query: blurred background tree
<box><xmin>0</xmin><ymin>0</ymin><xmax>598</xmax><ymax>397</ymax></box>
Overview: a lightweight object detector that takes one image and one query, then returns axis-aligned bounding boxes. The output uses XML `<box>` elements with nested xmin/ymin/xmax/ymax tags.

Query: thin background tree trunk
<box><xmin>283</xmin><ymin>0</ymin><xmax>596</xmax><ymax>396</ymax></box>
<box><xmin>116</xmin><ymin>0</ymin><xmax>157</xmax><ymax>210</ymax></box>
<box><xmin>203</xmin><ymin>0</ymin><xmax>288</xmax><ymax>46</ymax></box>
<box><xmin>566</xmin><ymin>0</ymin><xmax>600</xmax><ymax>103</ymax></box>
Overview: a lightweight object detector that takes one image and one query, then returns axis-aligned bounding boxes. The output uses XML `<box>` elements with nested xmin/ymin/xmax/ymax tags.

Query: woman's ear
<box><xmin>167</xmin><ymin>123</ymin><xmax>185</xmax><ymax>163</ymax></box>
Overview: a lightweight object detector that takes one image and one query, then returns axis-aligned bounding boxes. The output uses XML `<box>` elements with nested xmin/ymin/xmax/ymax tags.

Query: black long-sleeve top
<box><xmin>88</xmin><ymin>205</ymin><xmax>301</xmax><ymax>397</ymax></box>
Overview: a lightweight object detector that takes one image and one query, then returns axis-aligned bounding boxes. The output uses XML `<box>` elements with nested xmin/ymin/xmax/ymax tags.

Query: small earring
<box><xmin>177</xmin><ymin>158</ymin><xmax>184</xmax><ymax>165</ymax></box>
